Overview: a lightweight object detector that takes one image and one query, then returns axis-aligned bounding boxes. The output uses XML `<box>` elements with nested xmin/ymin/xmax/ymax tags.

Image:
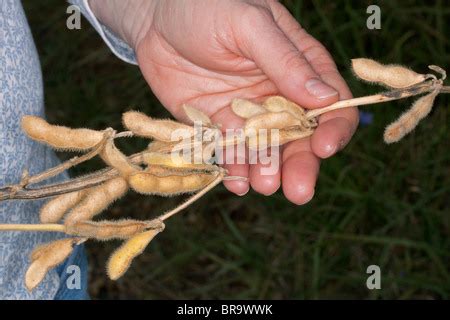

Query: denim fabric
<box><xmin>54</xmin><ymin>244</ymin><xmax>90</xmax><ymax>300</ymax></box>
<box><xmin>0</xmin><ymin>0</ymin><xmax>135</xmax><ymax>299</ymax></box>
<box><xmin>0</xmin><ymin>0</ymin><xmax>65</xmax><ymax>300</ymax></box>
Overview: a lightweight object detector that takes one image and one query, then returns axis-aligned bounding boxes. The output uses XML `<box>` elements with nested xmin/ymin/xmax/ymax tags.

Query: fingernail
<box><xmin>305</xmin><ymin>79</ymin><xmax>338</xmax><ymax>100</ymax></box>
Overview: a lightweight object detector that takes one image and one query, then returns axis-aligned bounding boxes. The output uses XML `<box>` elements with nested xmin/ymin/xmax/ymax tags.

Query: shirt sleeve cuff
<box><xmin>68</xmin><ymin>0</ymin><xmax>138</xmax><ymax>65</ymax></box>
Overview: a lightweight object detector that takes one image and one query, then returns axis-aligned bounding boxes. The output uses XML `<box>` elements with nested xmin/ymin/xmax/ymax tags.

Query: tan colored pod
<box><xmin>231</xmin><ymin>99</ymin><xmax>267</xmax><ymax>119</ymax></box>
<box><xmin>147</xmin><ymin>140</ymin><xmax>173</xmax><ymax>153</ymax></box>
<box><xmin>143</xmin><ymin>152</ymin><xmax>216</xmax><ymax>171</ymax></box>
<box><xmin>107</xmin><ymin>226</ymin><xmax>164</xmax><ymax>281</ymax></box>
<box><xmin>129</xmin><ymin>171</ymin><xmax>216</xmax><ymax>196</ymax></box>
<box><xmin>21</xmin><ymin>115</ymin><xmax>104</xmax><ymax>151</ymax></box>
<box><xmin>182</xmin><ymin>105</ymin><xmax>212</xmax><ymax>126</ymax></box>
<box><xmin>263</xmin><ymin>96</ymin><xmax>306</xmax><ymax>120</ymax></box>
<box><xmin>244</xmin><ymin>111</ymin><xmax>300</xmax><ymax>134</ymax></box>
<box><xmin>384</xmin><ymin>90</ymin><xmax>439</xmax><ymax>144</ymax></box>
<box><xmin>279</xmin><ymin>128</ymin><xmax>315</xmax><ymax>145</ymax></box>
<box><xmin>100</xmin><ymin>139</ymin><xmax>140</xmax><ymax>177</ymax></box>
<box><xmin>122</xmin><ymin>111</ymin><xmax>195</xmax><ymax>142</ymax></box>
<box><xmin>40</xmin><ymin>190</ymin><xmax>87</xmax><ymax>223</ymax></box>
<box><xmin>245</xmin><ymin>127</ymin><xmax>313</xmax><ymax>150</ymax></box>
<box><xmin>351</xmin><ymin>58</ymin><xmax>427</xmax><ymax>89</ymax></box>
<box><xmin>66</xmin><ymin>219</ymin><xmax>155</xmax><ymax>240</ymax></box>
<box><xmin>64</xmin><ymin>177</ymin><xmax>129</xmax><ymax>225</ymax></box>
<box><xmin>26</xmin><ymin>238</ymin><xmax>79</xmax><ymax>291</ymax></box>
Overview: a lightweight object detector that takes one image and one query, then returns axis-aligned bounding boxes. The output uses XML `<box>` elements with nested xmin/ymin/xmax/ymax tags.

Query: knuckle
<box><xmin>240</xmin><ymin>4</ymin><xmax>274</xmax><ymax>25</ymax></box>
<box><xmin>281</xmin><ymin>50</ymin><xmax>310</xmax><ymax>72</ymax></box>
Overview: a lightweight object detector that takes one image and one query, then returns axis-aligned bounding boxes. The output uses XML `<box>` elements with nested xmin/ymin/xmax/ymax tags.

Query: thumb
<box><xmin>237</xmin><ymin>7</ymin><xmax>339</xmax><ymax>108</ymax></box>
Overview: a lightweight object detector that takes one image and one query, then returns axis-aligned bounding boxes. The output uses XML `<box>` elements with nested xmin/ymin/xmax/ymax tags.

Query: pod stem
<box><xmin>306</xmin><ymin>81</ymin><xmax>439</xmax><ymax>119</ymax></box>
<box><xmin>0</xmin><ymin>224</ymin><xmax>65</xmax><ymax>233</ymax></box>
<box><xmin>157</xmin><ymin>170</ymin><xmax>225</xmax><ymax>222</ymax></box>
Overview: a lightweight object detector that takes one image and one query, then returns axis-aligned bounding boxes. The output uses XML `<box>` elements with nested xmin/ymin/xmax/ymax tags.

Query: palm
<box><xmin>136</xmin><ymin>27</ymin><xmax>277</xmax><ymax>122</ymax></box>
<box><xmin>134</xmin><ymin>0</ymin><xmax>359</xmax><ymax>204</ymax></box>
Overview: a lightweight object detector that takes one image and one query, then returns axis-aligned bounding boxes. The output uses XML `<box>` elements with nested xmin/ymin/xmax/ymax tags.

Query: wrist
<box><xmin>88</xmin><ymin>0</ymin><xmax>157</xmax><ymax>50</ymax></box>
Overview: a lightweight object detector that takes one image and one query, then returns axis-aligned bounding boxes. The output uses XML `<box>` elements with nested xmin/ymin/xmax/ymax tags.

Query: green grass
<box><xmin>23</xmin><ymin>0</ymin><xmax>449</xmax><ymax>299</ymax></box>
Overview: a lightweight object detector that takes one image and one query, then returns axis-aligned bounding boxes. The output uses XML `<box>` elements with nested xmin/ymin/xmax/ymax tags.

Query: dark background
<box><xmin>22</xmin><ymin>0</ymin><xmax>449</xmax><ymax>299</ymax></box>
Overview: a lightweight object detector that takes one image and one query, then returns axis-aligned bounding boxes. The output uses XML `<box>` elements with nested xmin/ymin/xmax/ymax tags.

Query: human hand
<box><xmin>90</xmin><ymin>0</ymin><xmax>359</xmax><ymax>204</ymax></box>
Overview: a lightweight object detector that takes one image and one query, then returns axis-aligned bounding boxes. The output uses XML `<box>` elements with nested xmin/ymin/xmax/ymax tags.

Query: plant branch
<box><xmin>0</xmin><ymin>224</ymin><xmax>65</xmax><ymax>232</ymax></box>
<box><xmin>0</xmin><ymin>152</ymin><xmax>146</xmax><ymax>201</ymax></box>
<box><xmin>157</xmin><ymin>170</ymin><xmax>225</xmax><ymax>221</ymax></box>
<box><xmin>306</xmin><ymin>81</ymin><xmax>437</xmax><ymax>119</ymax></box>
<box><xmin>0</xmin><ymin>81</ymin><xmax>447</xmax><ymax>202</ymax></box>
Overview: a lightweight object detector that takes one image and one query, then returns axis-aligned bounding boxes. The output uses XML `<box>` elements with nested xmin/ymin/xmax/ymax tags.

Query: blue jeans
<box><xmin>54</xmin><ymin>244</ymin><xmax>90</xmax><ymax>300</ymax></box>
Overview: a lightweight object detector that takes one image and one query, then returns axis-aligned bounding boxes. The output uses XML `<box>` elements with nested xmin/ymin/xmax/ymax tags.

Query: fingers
<box><xmin>281</xmin><ymin>138</ymin><xmax>320</xmax><ymax>205</ymax></box>
<box><xmin>210</xmin><ymin>106</ymin><xmax>250</xmax><ymax>196</ymax></box>
<box><xmin>248</xmin><ymin>148</ymin><xmax>281</xmax><ymax>196</ymax></box>
<box><xmin>235</xmin><ymin>5</ymin><xmax>339</xmax><ymax>109</ymax></box>
<box><xmin>268</xmin><ymin>3</ymin><xmax>359</xmax><ymax>158</ymax></box>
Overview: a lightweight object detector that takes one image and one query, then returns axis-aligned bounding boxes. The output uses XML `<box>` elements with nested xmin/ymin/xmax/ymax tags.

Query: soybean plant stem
<box><xmin>158</xmin><ymin>171</ymin><xmax>225</xmax><ymax>222</ymax></box>
<box><xmin>306</xmin><ymin>82</ymin><xmax>437</xmax><ymax>119</ymax></box>
<box><xmin>0</xmin><ymin>224</ymin><xmax>65</xmax><ymax>233</ymax></box>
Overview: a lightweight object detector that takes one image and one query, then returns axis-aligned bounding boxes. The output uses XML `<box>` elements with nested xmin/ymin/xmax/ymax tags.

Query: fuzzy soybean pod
<box><xmin>100</xmin><ymin>139</ymin><xmax>140</xmax><ymax>177</ymax></box>
<box><xmin>122</xmin><ymin>111</ymin><xmax>195</xmax><ymax>142</ymax></box>
<box><xmin>147</xmin><ymin>140</ymin><xmax>173</xmax><ymax>153</ymax></box>
<box><xmin>64</xmin><ymin>177</ymin><xmax>129</xmax><ymax>225</ymax></box>
<box><xmin>244</xmin><ymin>111</ymin><xmax>304</xmax><ymax>149</ymax></box>
<box><xmin>143</xmin><ymin>152</ymin><xmax>217</xmax><ymax>171</ymax></box>
<box><xmin>351</xmin><ymin>58</ymin><xmax>427</xmax><ymax>89</ymax></box>
<box><xmin>244</xmin><ymin>111</ymin><xmax>301</xmax><ymax>133</ymax></box>
<box><xmin>182</xmin><ymin>105</ymin><xmax>212</xmax><ymax>126</ymax></box>
<box><xmin>279</xmin><ymin>128</ymin><xmax>315</xmax><ymax>145</ymax></box>
<box><xmin>40</xmin><ymin>190</ymin><xmax>88</xmax><ymax>223</ymax></box>
<box><xmin>128</xmin><ymin>170</ymin><xmax>217</xmax><ymax>196</ymax></box>
<box><xmin>263</xmin><ymin>96</ymin><xmax>307</xmax><ymax>121</ymax></box>
<box><xmin>231</xmin><ymin>99</ymin><xmax>268</xmax><ymax>119</ymax></box>
<box><xmin>384</xmin><ymin>90</ymin><xmax>439</xmax><ymax>144</ymax></box>
<box><xmin>21</xmin><ymin>115</ymin><xmax>104</xmax><ymax>151</ymax></box>
<box><xmin>25</xmin><ymin>238</ymin><xmax>80</xmax><ymax>291</ymax></box>
<box><xmin>107</xmin><ymin>225</ymin><xmax>164</xmax><ymax>280</ymax></box>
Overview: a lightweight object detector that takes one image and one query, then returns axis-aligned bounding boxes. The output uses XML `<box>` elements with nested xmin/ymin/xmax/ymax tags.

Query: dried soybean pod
<box><xmin>231</xmin><ymin>99</ymin><xmax>267</xmax><ymax>119</ymax></box>
<box><xmin>263</xmin><ymin>96</ymin><xmax>306</xmax><ymax>120</ymax></box>
<box><xmin>182</xmin><ymin>105</ymin><xmax>212</xmax><ymax>126</ymax></box>
<box><xmin>245</xmin><ymin>111</ymin><xmax>300</xmax><ymax>132</ymax></box>
<box><xmin>100</xmin><ymin>139</ymin><xmax>140</xmax><ymax>177</ymax></box>
<box><xmin>279</xmin><ymin>128</ymin><xmax>315</xmax><ymax>145</ymax></box>
<box><xmin>64</xmin><ymin>177</ymin><xmax>129</xmax><ymax>225</ymax></box>
<box><xmin>66</xmin><ymin>219</ymin><xmax>157</xmax><ymax>240</ymax></box>
<box><xmin>351</xmin><ymin>58</ymin><xmax>427</xmax><ymax>89</ymax></box>
<box><xmin>147</xmin><ymin>140</ymin><xmax>173</xmax><ymax>153</ymax></box>
<box><xmin>40</xmin><ymin>190</ymin><xmax>88</xmax><ymax>223</ymax></box>
<box><xmin>107</xmin><ymin>225</ymin><xmax>164</xmax><ymax>280</ymax></box>
<box><xmin>122</xmin><ymin>111</ymin><xmax>195</xmax><ymax>142</ymax></box>
<box><xmin>21</xmin><ymin>115</ymin><xmax>104</xmax><ymax>151</ymax></box>
<box><xmin>384</xmin><ymin>90</ymin><xmax>439</xmax><ymax>144</ymax></box>
<box><xmin>25</xmin><ymin>238</ymin><xmax>79</xmax><ymax>291</ymax></box>
<box><xmin>143</xmin><ymin>152</ymin><xmax>217</xmax><ymax>171</ymax></box>
<box><xmin>129</xmin><ymin>171</ymin><xmax>216</xmax><ymax>196</ymax></box>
